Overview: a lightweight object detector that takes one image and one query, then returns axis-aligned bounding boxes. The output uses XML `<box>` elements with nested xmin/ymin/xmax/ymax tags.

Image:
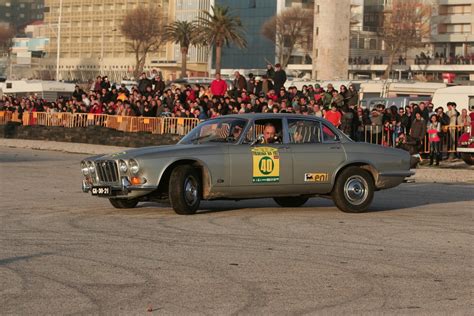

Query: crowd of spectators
<box><xmin>0</xmin><ymin>64</ymin><xmax>472</xmax><ymax>157</ymax></box>
<box><xmin>415</xmin><ymin>51</ymin><xmax>474</xmax><ymax>65</ymax></box>
<box><xmin>349</xmin><ymin>52</ymin><xmax>474</xmax><ymax>66</ymax></box>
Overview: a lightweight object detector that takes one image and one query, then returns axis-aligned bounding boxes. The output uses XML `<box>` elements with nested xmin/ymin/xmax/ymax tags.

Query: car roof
<box><xmin>215</xmin><ymin>113</ymin><xmax>326</xmax><ymax>122</ymax></box>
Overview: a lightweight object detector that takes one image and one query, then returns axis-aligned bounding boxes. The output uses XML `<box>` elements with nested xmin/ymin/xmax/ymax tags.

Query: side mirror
<box><xmin>250</xmin><ymin>134</ymin><xmax>265</xmax><ymax>146</ymax></box>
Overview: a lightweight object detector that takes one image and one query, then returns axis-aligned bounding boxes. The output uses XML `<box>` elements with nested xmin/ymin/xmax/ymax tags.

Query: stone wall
<box><xmin>0</xmin><ymin>123</ymin><xmax>182</xmax><ymax>147</ymax></box>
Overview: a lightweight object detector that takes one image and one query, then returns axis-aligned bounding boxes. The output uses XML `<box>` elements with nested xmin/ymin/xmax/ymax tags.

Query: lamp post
<box><xmin>100</xmin><ymin>29</ymin><xmax>116</xmax><ymax>75</ymax></box>
<box><xmin>56</xmin><ymin>0</ymin><xmax>63</xmax><ymax>81</ymax></box>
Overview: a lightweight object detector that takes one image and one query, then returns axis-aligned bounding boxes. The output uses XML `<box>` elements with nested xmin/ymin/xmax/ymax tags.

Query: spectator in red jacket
<box><xmin>210</xmin><ymin>73</ymin><xmax>228</xmax><ymax>98</ymax></box>
<box><xmin>324</xmin><ymin>106</ymin><xmax>342</xmax><ymax>128</ymax></box>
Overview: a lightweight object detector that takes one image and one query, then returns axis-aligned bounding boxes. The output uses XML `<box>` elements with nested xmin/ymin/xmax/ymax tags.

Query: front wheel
<box><xmin>332</xmin><ymin>167</ymin><xmax>374</xmax><ymax>213</ymax></box>
<box><xmin>109</xmin><ymin>198</ymin><xmax>139</xmax><ymax>209</ymax></box>
<box><xmin>169</xmin><ymin>165</ymin><xmax>201</xmax><ymax>215</ymax></box>
<box><xmin>273</xmin><ymin>197</ymin><xmax>309</xmax><ymax>207</ymax></box>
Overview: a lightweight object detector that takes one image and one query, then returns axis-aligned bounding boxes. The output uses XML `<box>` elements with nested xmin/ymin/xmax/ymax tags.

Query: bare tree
<box><xmin>381</xmin><ymin>0</ymin><xmax>431</xmax><ymax>79</ymax></box>
<box><xmin>121</xmin><ymin>6</ymin><xmax>166</xmax><ymax>79</ymax></box>
<box><xmin>261</xmin><ymin>7</ymin><xmax>313</xmax><ymax>68</ymax></box>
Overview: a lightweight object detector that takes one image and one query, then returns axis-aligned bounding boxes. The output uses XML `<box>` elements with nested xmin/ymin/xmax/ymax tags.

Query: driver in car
<box><xmin>262</xmin><ymin>123</ymin><xmax>280</xmax><ymax>144</ymax></box>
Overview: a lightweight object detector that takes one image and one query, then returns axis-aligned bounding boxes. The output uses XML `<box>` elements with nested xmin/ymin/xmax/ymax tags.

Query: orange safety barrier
<box><xmin>160</xmin><ymin>117</ymin><xmax>199</xmax><ymax>135</ymax></box>
<box><xmin>0</xmin><ymin>111</ymin><xmax>13</xmax><ymax>125</ymax></box>
<box><xmin>1</xmin><ymin>111</ymin><xmax>200</xmax><ymax>136</ymax></box>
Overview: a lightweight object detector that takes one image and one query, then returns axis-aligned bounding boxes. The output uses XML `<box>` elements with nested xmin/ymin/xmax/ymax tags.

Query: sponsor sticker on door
<box><xmin>252</xmin><ymin>147</ymin><xmax>280</xmax><ymax>183</ymax></box>
<box><xmin>304</xmin><ymin>173</ymin><xmax>329</xmax><ymax>182</ymax></box>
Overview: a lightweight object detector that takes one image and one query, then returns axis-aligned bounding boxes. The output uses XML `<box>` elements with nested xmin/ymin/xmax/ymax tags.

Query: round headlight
<box><xmin>119</xmin><ymin>160</ymin><xmax>128</xmax><ymax>173</ymax></box>
<box><xmin>87</xmin><ymin>161</ymin><xmax>96</xmax><ymax>174</ymax></box>
<box><xmin>129</xmin><ymin>159</ymin><xmax>140</xmax><ymax>175</ymax></box>
<box><xmin>81</xmin><ymin>161</ymin><xmax>90</xmax><ymax>176</ymax></box>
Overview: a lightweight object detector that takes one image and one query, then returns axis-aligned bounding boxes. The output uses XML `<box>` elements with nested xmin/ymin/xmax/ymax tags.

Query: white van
<box><xmin>431</xmin><ymin>86</ymin><xmax>474</xmax><ymax>112</ymax></box>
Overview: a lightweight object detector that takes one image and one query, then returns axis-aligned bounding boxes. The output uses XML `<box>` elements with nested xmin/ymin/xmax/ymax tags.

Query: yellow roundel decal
<box><xmin>251</xmin><ymin>147</ymin><xmax>280</xmax><ymax>183</ymax></box>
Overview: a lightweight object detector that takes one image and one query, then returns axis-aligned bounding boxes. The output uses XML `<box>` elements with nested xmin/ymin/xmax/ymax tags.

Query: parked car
<box><xmin>81</xmin><ymin>114</ymin><xmax>414</xmax><ymax>214</ymax></box>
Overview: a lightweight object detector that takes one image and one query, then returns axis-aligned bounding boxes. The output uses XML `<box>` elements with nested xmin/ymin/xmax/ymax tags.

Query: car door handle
<box><xmin>329</xmin><ymin>146</ymin><xmax>340</xmax><ymax>149</ymax></box>
<box><xmin>280</xmin><ymin>146</ymin><xmax>290</xmax><ymax>150</ymax></box>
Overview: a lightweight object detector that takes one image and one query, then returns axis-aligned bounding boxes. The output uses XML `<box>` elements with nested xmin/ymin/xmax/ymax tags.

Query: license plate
<box><xmin>91</xmin><ymin>186</ymin><xmax>111</xmax><ymax>196</ymax></box>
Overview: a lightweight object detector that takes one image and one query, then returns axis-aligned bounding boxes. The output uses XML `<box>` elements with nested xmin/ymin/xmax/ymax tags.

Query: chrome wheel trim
<box><xmin>184</xmin><ymin>176</ymin><xmax>198</xmax><ymax>205</ymax></box>
<box><xmin>343</xmin><ymin>175</ymin><xmax>368</xmax><ymax>206</ymax></box>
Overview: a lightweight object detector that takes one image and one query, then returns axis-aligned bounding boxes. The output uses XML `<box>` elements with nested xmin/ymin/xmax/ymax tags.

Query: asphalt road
<box><xmin>0</xmin><ymin>147</ymin><xmax>472</xmax><ymax>315</ymax></box>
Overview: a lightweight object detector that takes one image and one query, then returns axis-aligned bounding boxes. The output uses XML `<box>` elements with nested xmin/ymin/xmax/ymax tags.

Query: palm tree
<box><xmin>164</xmin><ymin>20</ymin><xmax>197</xmax><ymax>78</ymax></box>
<box><xmin>195</xmin><ymin>5</ymin><xmax>247</xmax><ymax>75</ymax></box>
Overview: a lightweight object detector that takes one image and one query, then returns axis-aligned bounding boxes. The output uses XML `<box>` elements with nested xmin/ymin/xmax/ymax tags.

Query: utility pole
<box><xmin>56</xmin><ymin>0</ymin><xmax>63</xmax><ymax>81</ymax></box>
<box><xmin>100</xmin><ymin>32</ymin><xmax>104</xmax><ymax>75</ymax></box>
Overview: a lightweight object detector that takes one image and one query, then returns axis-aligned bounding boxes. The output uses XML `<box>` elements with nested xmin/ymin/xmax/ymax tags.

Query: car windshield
<box><xmin>179</xmin><ymin>118</ymin><xmax>248</xmax><ymax>145</ymax></box>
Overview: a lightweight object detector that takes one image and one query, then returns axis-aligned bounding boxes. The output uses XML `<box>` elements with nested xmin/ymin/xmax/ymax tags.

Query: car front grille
<box><xmin>95</xmin><ymin>160</ymin><xmax>119</xmax><ymax>183</ymax></box>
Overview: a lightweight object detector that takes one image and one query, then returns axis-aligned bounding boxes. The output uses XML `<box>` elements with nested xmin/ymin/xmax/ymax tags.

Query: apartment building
<box><xmin>349</xmin><ymin>0</ymin><xmax>474</xmax><ymax>81</ymax></box>
<box><xmin>41</xmin><ymin>0</ymin><xmax>173</xmax><ymax>82</ymax></box>
<box><xmin>0</xmin><ymin>0</ymin><xmax>44</xmax><ymax>31</ymax></box>
<box><xmin>431</xmin><ymin>0</ymin><xmax>473</xmax><ymax>60</ymax></box>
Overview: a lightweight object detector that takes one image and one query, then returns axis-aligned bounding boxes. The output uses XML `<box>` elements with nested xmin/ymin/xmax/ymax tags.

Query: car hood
<box><xmin>96</xmin><ymin>143</ymin><xmax>223</xmax><ymax>160</ymax></box>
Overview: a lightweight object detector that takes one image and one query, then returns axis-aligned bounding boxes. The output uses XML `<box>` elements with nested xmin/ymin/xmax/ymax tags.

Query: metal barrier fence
<box><xmin>362</xmin><ymin>124</ymin><xmax>468</xmax><ymax>153</ymax></box>
<box><xmin>0</xmin><ymin>111</ymin><xmax>468</xmax><ymax>153</ymax></box>
<box><xmin>3</xmin><ymin>111</ymin><xmax>200</xmax><ymax>136</ymax></box>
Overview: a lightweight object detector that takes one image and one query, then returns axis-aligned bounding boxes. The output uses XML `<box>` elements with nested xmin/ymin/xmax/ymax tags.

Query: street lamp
<box><xmin>56</xmin><ymin>0</ymin><xmax>63</xmax><ymax>81</ymax></box>
<box><xmin>100</xmin><ymin>28</ymin><xmax>117</xmax><ymax>75</ymax></box>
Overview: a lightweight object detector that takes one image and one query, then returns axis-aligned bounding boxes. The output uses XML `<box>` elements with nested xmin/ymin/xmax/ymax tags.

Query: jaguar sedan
<box><xmin>81</xmin><ymin>113</ymin><xmax>414</xmax><ymax>214</ymax></box>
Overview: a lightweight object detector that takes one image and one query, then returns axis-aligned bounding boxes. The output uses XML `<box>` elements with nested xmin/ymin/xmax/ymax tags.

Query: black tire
<box><xmin>460</xmin><ymin>153</ymin><xmax>474</xmax><ymax>165</ymax></box>
<box><xmin>109</xmin><ymin>198</ymin><xmax>139</xmax><ymax>209</ymax></box>
<box><xmin>169</xmin><ymin>165</ymin><xmax>201</xmax><ymax>215</ymax></box>
<box><xmin>331</xmin><ymin>167</ymin><xmax>374</xmax><ymax>213</ymax></box>
<box><xmin>274</xmin><ymin>197</ymin><xmax>308</xmax><ymax>207</ymax></box>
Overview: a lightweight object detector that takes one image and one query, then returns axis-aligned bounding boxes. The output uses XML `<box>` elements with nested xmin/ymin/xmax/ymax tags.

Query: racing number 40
<box><xmin>259</xmin><ymin>157</ymin><xmax>274</xmax><ymax>175</ymax></box>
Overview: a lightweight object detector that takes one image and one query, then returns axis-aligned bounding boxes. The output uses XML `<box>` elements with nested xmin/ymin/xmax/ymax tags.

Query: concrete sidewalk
<box><xmin>0</xmin><ymin>139</ymin><xmax>131</xmax><ymax>155</ymax></box>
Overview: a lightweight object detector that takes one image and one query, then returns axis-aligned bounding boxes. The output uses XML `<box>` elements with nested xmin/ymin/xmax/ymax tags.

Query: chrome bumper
<box><xmin>82</xmin><ymin>177</ymin><xmax>156</xmax><ymax>195</ymax></box>
<box><xmin>376</xmin><ymin>170</ymin><xmax>415</xmax><ymax>189</ymax></box>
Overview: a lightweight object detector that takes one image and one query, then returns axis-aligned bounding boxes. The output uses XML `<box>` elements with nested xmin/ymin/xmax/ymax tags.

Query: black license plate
<box><xmin>91</xmin><ymin>186</ymin><xmax>112</xmax><ymax>196</ymax></box>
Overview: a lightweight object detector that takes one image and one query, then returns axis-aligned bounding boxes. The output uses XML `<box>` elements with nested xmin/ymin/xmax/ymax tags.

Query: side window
<box><xmin>322</xmin><ymin>123</ymin><xmax>340</xmax><ymax>142</ymax></box>
<box><xmin>249</xmin><ymin>119</ymin><xmax>283</xmax><ymax>144</ymax></box>
<box><xmin>287</xmin><ymin>119</ymin><xmax>321</xmax><ymax>144</ymax></box>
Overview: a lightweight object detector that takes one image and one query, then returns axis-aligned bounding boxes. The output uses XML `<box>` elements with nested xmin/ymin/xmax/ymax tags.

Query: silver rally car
<box><xmin>81</xmin><ymin>114</ymin><xmax>414</xmax><ymax>214</ymax></box>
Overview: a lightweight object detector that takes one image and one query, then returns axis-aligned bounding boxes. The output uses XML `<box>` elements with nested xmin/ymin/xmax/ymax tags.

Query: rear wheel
<box><xmin>273</xmin><ymin>197</ymin><xmax>309</xmax><ymax>207</ymax></box>
<box><xmin>169</xmin><ymin>165</ymin><xmax>201</xmax><ymax>215</ymax></box>
<box><xmin>109</xmin><ymin>198</ymin><xmax>139</xmax><ymax>209</ymax></box>
<box><xmin>332</xmin><ymin>167</ymin><xmax>374</xmax><ymax>213</ymax></box>
<box><xmin>460</xmin><ymin>153</ymin><xmax>474</xmax><ymax>165</ymax></box>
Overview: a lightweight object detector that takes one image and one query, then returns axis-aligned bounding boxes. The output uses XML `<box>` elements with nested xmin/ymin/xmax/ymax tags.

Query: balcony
<box><xmin>431</xmin><ymin>33</ymin><xmax>474</xmax><ymax>43</ymax></box>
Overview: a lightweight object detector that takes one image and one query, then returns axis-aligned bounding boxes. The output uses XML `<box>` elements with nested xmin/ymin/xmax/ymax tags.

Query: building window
<box><xmin>249</xmin><ymin>0</ymin><xmax>256</xmax><ymax>9</ymax></box>
<box><xmin>445</xmin><ymin>23</ymin><xmax>471</xmax><ymax>34</ymax></box>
